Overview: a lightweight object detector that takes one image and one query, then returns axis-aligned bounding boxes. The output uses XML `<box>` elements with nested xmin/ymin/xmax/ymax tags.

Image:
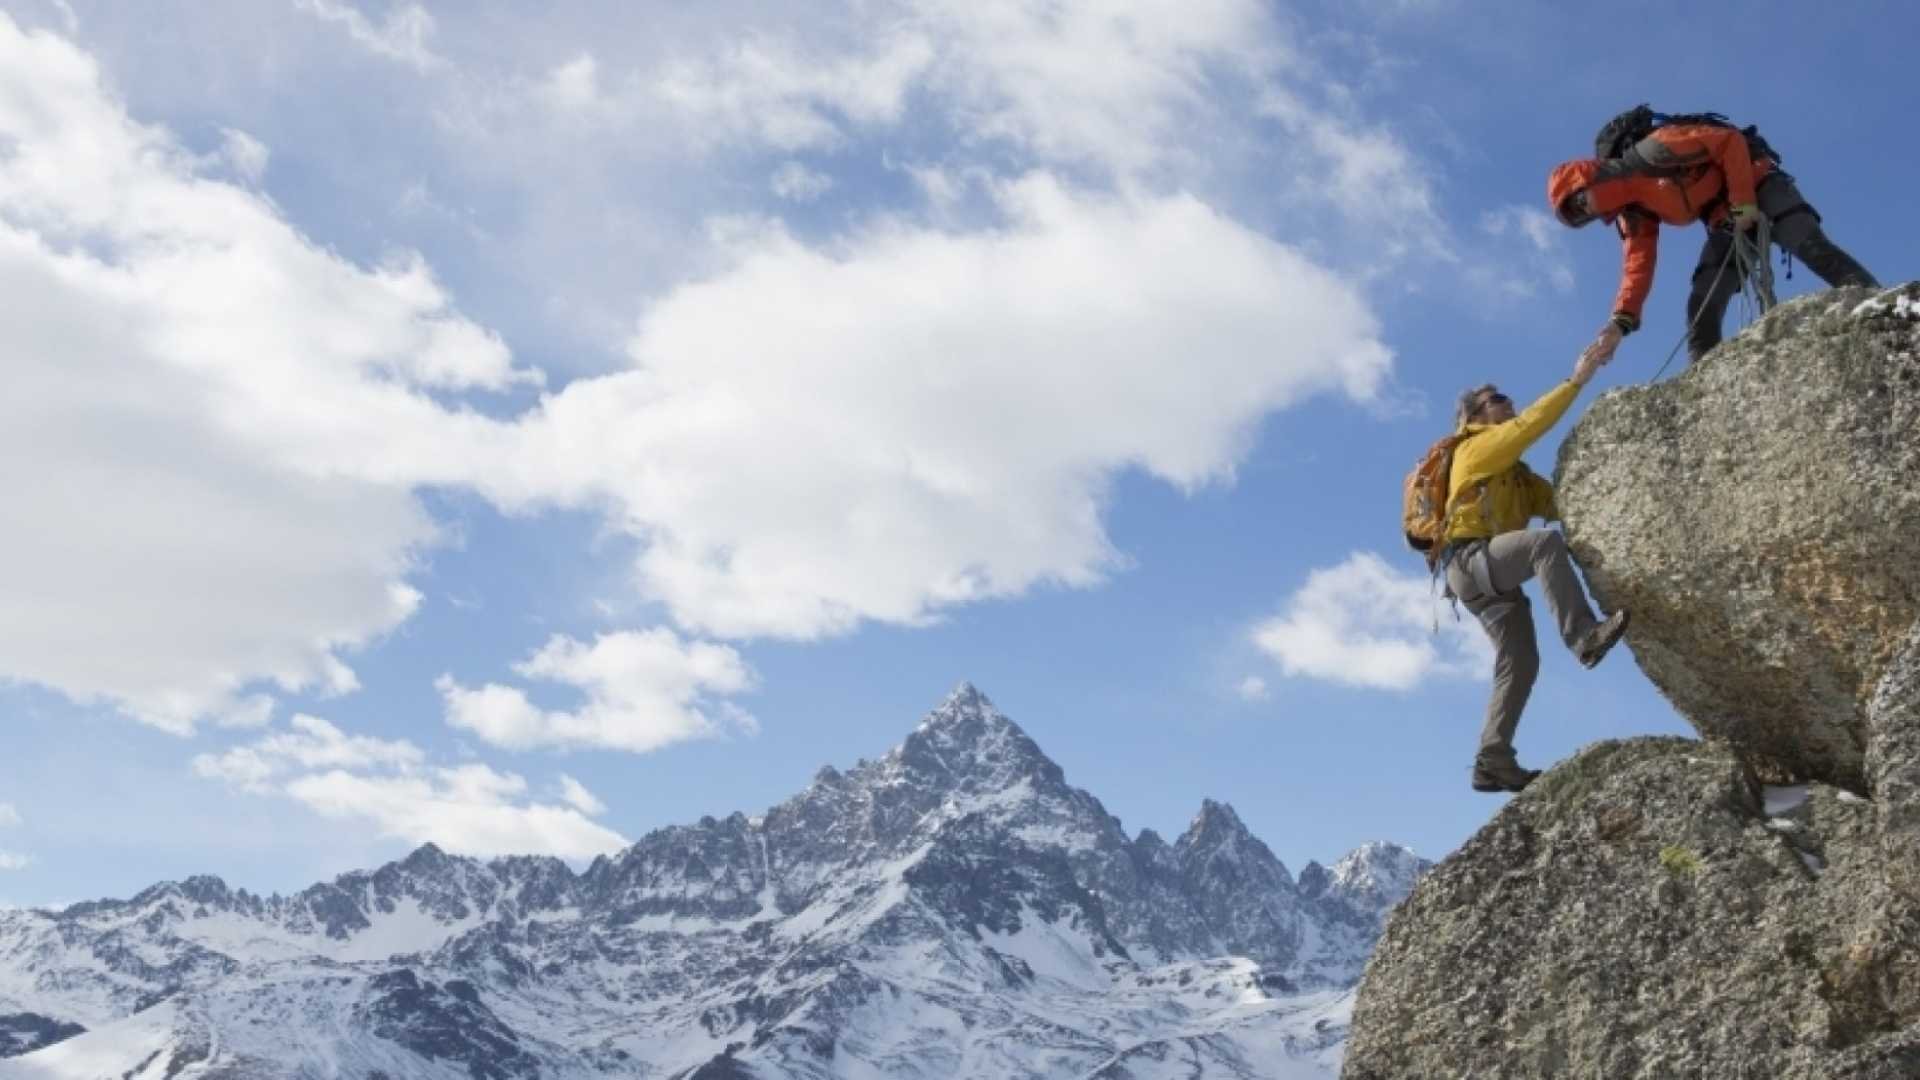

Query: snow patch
<box><xmin>979</xmin><ymin>908</ymin><xmax>1108</xmax><ymax>992</ymax></box>
<box><xmin>1763</xmin><ymin>785</ymin><xmax>1811</xmax><ymax>816</ymax></box>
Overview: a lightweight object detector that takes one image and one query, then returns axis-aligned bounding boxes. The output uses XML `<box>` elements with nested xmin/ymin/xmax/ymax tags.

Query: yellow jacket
<box><xmin>1444</xmin><ymin>380</ymin><xmax>1580</xmax><ymax>542</ymax></box>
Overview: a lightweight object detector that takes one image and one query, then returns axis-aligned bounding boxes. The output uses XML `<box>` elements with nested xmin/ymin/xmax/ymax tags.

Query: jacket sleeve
<box><xmin>1452</xmin><ymin>380</ymin><xmax>1582</xmax><ymax>483</ymax></box>
<box><xmin>1612</xmin><ymin>214</ymin><xmax>1658</xmax><ymax>326</ymax></box>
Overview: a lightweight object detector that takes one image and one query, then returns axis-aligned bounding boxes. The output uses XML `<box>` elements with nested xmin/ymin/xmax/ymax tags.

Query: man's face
<box><xmin>1556</xmin><ymin>189</ymin><xmax>1596</xmax><ymax>228</ymax></box>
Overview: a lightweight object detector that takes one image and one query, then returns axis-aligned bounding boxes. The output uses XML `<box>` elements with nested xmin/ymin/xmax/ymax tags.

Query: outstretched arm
<box><xmin>1455</xmin><ymin>380</ymin><xmax>1582</xmax><ymax>478</ymax></box>
<box><xmin>1611</xmin><ymin>214</ymin><xmax>1659</xmax><ymax>332</ymax></box>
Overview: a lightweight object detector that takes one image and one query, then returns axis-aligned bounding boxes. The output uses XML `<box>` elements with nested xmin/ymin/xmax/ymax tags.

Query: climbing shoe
<box><xmin>1471</xmin><ymin>762</ymin><xmax>1541</xmax><ymax>793</ymax></box>
<box><xmin>1576</xmin><ymin>609</ymin><xmax>1631</xmax><ymax>669</ymax></box>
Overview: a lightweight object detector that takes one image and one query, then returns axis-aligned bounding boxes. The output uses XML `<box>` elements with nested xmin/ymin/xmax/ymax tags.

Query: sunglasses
<box><xmin>1476</xmin><ymin>392</ymin><xmax>1511</xmax><ymax>412</ymax></box>
<box><xmin>1557</xmin><ymin>193</ymin><xmax>1596</xmax><ymax>229</ymax></box>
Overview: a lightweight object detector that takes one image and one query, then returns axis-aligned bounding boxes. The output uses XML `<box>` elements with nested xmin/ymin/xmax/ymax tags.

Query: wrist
<box><xmin>1609</xmin><ymin>313</ymin><xmax>1638</xmax><ymax>334</ymax></box>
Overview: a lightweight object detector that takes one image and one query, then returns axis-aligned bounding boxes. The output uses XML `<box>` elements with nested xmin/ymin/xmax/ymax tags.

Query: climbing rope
<box><xmin>1650</xmin><ymin>238</ymin><xmax>1738</xmax><ymax>382</ymax></box>
<box><xmin>1650</xmin><ymin>218</ymin><xmax>1777</xmax><ymax>383</ymax></box>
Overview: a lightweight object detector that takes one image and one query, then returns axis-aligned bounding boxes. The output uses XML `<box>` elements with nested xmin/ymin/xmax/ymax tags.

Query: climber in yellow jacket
<box><xmin>1440</xmin><ymin>348</ymin><xmax>1630</xmax><ymax>793</ymax></box>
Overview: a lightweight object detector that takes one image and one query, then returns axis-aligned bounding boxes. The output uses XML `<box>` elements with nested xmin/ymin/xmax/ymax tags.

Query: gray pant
<box><xmin>1687</xmin><ymin>172</ymin><xmax>1879</xmax><ymax>361</ymax></box>
<box><xmin>1446</xmin><ymin>529</ymin><xmax>1601</xmax><ymax>767</ymax></box>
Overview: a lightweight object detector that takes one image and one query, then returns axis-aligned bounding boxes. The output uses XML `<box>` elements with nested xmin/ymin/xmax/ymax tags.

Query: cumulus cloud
<box><xmin>657</xmin><ymin>32</ymin><xmax>935</xmax><ymax>151</ymax></box>
<box><xmin>0</xmin><ymin>804</ymin><xmax>24</xmax><ymax>872</ymax></box>
<box><xmin>1252</xmin><ymin>552</ymin><xmax>1488</xmax><ymax>691</ymax></box>
<box><xmin>285</xmin><ymin>765</ymin><xmax>624</xmax><ymax>860</ymax></box>
<box><xmin>438</xmin><ymin>629</ymin><xmax>756</xmax><ymax>753</ymax></box>
<box><xmin>910</xmin><ymin>0</ymin><xmax>1278</xmax><ymax>175</ymax></box>
<box><xmin>557</xmin><ymin>774</ymin><xmax>608</xmax><ymax>816</ymax></box>
<box><xmin>0</xmin><ymin>17</ymin><xmax>531</xmax><ymax>733</ymax></box>
<box><xmin>483</xmin><ymin>175</ymin><xmax>1392</xmax><ymax>638</ymax></box>
<box><xmin>770</xmin><ymin>161</ymin><xmax>834</xmax><ymax>202</ymax></box>
<box><xmin>218</xmin><ymin>128</ymin><xmax>270</xmax><ymax>183</ymax></box>
<box><xmin>196</xmin><ymin>717</ymin><xmax>624</xmax><ymax>859</ymax></box>
<box><xmin>1476</xmin><ymin>204</ymin><xmax>1576</xmax><ymax>298</ymax></box>
<box><xmin>1257</xmin><ymin>89</ymin><xmax>1445</xmax><ymax>262</ymax></box>
<box><xmin>294</xmin><ymin>0</ymin><xmax>441</xmax><ymax>71</ymax></box>
<box><xmin>1237</xmin><ymin>675</ymin><xmax>1270</xmax><ymax>702</ymax></box>
<box><xmin>192</xmin><ymin>713</ymin><xmax>425</xmax><ymax>793</ymax></box>
<box><xmin>0</xmin><ymin>15</ymin><xmax>1400</xmax><ymax>735</ymax></box>
<box><xmin>648</xmin><ymin>0</ymin><xmax>1274</xmax><ymax>177</ymax></box>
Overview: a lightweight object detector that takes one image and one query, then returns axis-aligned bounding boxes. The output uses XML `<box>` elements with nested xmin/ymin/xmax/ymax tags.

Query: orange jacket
<box><xmin>1547</xmin><ymin>124</ymin><xmax>1776</xmax><ymax>328</ymax></box>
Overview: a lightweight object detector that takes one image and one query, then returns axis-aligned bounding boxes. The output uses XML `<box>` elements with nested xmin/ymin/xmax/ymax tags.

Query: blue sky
<box><xmin>0</xmin><ymin>0</ymin><xmax>1912</xmax><ymax>907</ymax></box>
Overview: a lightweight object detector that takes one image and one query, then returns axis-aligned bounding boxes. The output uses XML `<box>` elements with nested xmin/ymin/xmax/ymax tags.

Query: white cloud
<box><xmin>481</xmin><ymin>175</ymin><xmax>1392</xmax><ymax>639</ymax></box>
<box><xmin>0</xmin><ymin>17</ymin><xmax>533</xmax><ymax>733</ymax></box>
<box><xmin>294</xmin><ymin>0</ymin><xmax>442</xmax><ymax>71</ymax></box>
<box><xmin>0</xmin><ymin>853</ymin><xmax>28</xmax><ymax>872</ymax></box>
<box><xmin>910</xmin><ymin>0</ymin><xmax>1278</xmax><ymax>176</ymax></box>
<box><xmin>286</xmin><ymin>765</ymin><xmax>626</xmax><ymax>860</ymax></box>
<box><xmin>438</xmin><ymin>629</ymin><xmax>756</xmax><ymax>753</ymax></box>
<box><xmin>534</xmin><ymin>53</ymin><xmax>607</xmax><ymax>116</ymax></box>
<box><xmin>1252</xmin><ymin>552</ymin><xmax>1488</xmax><ymax>691</ymax></box>
<box><xmin>657</xmin><ymin>32</ymin><xmax>935</xmax><ymax>151</ymax></box>
<box><xmin>649</xmin><ymin>0</ymin><xmax>1275</xmax><ymax>177</ymax></box>
<box><xmin>0</xmin><ymin>16</ymin><xmax>1402</xmax><ymax>733</ymax></box>
<box><xmin>557</xmin><ymin>774</ymin><xmax>608</xmax><ymax>816</ymax></box>
<box><xmin>192</xmin><ymin>713</ymin><xmax>426</xmax><ymax>793</ymax></box>
<box><xmin>218</xmin><ymin>128</ymin><xmax>270</xmax><ymax>184</ymax></box>
<box><xmin>1476</xmin><ymin>204</ymin><xmax>1576</xmax><ymax>297</ymax></box>
<box><xmin>196</xmin><ymin>717</ymin><xmax>624</xmax><ymax>859</ymax></box>
<box><xmin>0</xmin><ymin>804</ymin><xmax>19</xmax><ymax>827</ymax></box>
<box><xmin>1258</xmin><ymin>89</ymin><xmax>1445</xmax><ymax>262</ymax></box>
<box><xmin>771</xmin><ymin>161</ymin><xmax>834</xmax><ymax>202</ymax></box>
<box><xmin>1237</xmin><ymin>675</ymin><xmax>1270</xmax><ymax>702</ymax></box>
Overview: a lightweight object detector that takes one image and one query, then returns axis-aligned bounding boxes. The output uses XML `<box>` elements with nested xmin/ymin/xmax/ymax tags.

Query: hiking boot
<box><xmin>1471</xmin><ymin>761</ymin><xmax>1541</xmax><ymax>793</ymax></box>
<box><xmin>1576</xmin><ymin>609</ymin><xmax>1631</xmax><ymax>669</ymax></box>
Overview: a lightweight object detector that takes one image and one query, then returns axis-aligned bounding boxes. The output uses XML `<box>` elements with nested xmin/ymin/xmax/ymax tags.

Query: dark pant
<box><xmin>1686</xmin><ymin>172</ymin><xmax>1878</xmax><ymax>362</ymax></box>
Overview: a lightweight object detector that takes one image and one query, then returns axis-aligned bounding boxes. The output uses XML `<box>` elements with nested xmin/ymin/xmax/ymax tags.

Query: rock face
<box><xmin>1344</xmin><ymin>284</ymin><xmax>1920</xmax><ymax>1079</ymax></box>
<box><xmin>0</xmin><ymin>685</ymin><xmax>1427</xmax><ymax>1079</ymax></box>
<box><xmin>1552</xmin><ymin>283</ymin><xmax>1920</xmax><ymax>790</ymax></box>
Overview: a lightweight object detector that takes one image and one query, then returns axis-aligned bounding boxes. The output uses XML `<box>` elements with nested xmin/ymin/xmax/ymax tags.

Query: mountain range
<box><xmin>0</xmin><ymin>684</ymin><xmax>1426</xmax><ymax>1079</ymax></box>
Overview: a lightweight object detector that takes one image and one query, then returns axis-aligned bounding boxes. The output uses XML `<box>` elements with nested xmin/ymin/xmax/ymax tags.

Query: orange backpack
<box><xmin>1402</xmin><ymin>433</ymin><xmax>1471</xmax><ymax>570</ymax></box>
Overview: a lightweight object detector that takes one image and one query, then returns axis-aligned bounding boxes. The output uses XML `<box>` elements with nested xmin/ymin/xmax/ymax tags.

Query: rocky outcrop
<box><xmin>1552</xmin><ymin>283</ymin><xmax>1920</xmax><ymax>789</ymax></box>
<box><xmin>1345</xmin><ymin>284</ymin><xmax>1920</xmax><ymax>1079</ymax></box>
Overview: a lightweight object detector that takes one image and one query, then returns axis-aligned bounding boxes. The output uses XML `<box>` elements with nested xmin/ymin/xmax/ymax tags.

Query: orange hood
<box><xmin>1547</xmin><ymin>159</ymin><xmax>1601</xmax><ymax>222</ymax></box>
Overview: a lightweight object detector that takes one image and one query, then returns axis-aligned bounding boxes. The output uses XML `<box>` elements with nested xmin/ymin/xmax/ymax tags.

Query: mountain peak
<box><xmin>926</xmin><ymin>681</ymin><xmax>995</xmax><ymax>724</ymax></box>
<box><xmin>894</xmin><ymin>684</ymin><xmax>1063</xmax><ymax>790</ymax></box>
<box><xmin>1328</xmin><ymin>841</ymin><xmax>1426</xmax><ymax>899</ymax></box>
<box><xmin>401</xmin><ymin>842</ymin><xmax>450</xmax><ymax>871</ymax></box>
<box><xmin>1178</xmin><ymin>799</ymin><xmax>1253</xmax><ymax>851</ymax></box>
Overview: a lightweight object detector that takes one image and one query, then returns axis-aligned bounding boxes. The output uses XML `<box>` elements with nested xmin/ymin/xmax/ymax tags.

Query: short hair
<box><xmin>1455</xmin><ymin>383</ymin><xmax>1499</xmax><ymax>429</ymax></box>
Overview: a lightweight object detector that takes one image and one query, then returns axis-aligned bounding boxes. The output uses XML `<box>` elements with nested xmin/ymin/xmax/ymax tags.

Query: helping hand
<box><xmin>1581</xmin><ymin>322</ymin><xmax>1623</xmax><ymax>366</ymax></box>
<box><xmin>1572</xmin><ymin>346</ymin><xmax>1606</xmax><ymax>387</ymax></box>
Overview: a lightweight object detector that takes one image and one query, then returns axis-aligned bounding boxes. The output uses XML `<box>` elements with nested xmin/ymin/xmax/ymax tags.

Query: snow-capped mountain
<box><xmin>0</xmin><ymin>685</ymin><xmax>1427</xmax><ymax>1079</ymax></box>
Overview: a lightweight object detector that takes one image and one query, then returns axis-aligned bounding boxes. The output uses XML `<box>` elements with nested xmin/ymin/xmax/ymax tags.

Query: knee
<box><xmin>1494</xmin><ymin>635</ymin><xmax>1541</xmax><ymax>683</ymax></box>
<box><xmin>1505</xmin><ymin>645</ymin><xmax>1541</xmax><ymax>688</ymax></box>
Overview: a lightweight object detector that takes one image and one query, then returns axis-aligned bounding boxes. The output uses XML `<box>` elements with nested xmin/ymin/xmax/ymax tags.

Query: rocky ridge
<box><xmin>0</xmin><ymin>685</ymin><xmax>1427</xmax><ymax>1079</ymax></box>
<box><xmin>1344</xmin><ymin>283</ymin><xmax>1920</xmax><ymax>1079</ymax></box>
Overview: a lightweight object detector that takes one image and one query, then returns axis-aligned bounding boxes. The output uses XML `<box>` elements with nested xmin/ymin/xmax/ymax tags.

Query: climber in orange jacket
<box><xmin>1548</xmin><ymin>118</ymin><xmax>1877</xmax><ymax>366</ymax></box>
